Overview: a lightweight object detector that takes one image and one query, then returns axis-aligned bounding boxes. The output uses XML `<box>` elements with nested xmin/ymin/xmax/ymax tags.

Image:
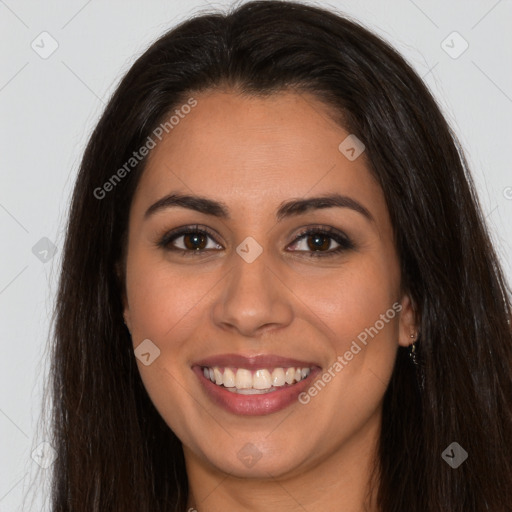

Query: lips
<box><xmin>192</xmin><ymin>353</ymin><xmax>321</xmax><ymax>416</ymax></box>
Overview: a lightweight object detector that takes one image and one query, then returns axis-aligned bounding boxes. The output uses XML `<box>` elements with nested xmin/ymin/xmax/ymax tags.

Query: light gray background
<box><xmin>0</xmin><ymin>1</ymin><xmax>511</xmax><ymax>510</ymax></box>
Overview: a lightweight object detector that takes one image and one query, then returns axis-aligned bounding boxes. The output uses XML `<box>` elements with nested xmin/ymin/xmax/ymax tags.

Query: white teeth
<box><xmin>271</xmin><ymin>368</ymin><xmax>286</xmax><ymax>387</ymax></box>
<box><xmin>214</xmin><ymin>367</ymin><xmax>223</xmax><ymax>385</ymax></box>
<box><xmin>285</xmin><ymin>368</ymin><xmax>295</xmax><ymax>385</ymax></box>
<box><xmin>253</xmin><ymin>369</ymin><xmax>272</xmax><ymax>390</ymax></box>
<box><xmin>235</xmin><ymin>368</ymin><xmax>252</xmax><ymax>389</ymax></box>
<box><xmin>203</xmin><ymin>365</ymin><xmax>312</xmax><ymax>392</ymax></box>
<box><xmin>223</xmin><ymin>368</ymin><xmax>235</xmax><ymax>387</ymax></box>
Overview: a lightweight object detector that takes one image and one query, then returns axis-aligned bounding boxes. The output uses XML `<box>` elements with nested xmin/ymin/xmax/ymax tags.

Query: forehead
<box><xmin>131</xmin><ymin>89</ymin><xmax>387</xmax><ymax>224</ymax></box>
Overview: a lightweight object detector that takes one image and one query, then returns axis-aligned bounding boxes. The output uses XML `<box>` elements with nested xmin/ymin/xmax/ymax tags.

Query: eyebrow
<box><xmin>144</xmin><ymin>192</ymin><xmax>374</xmax><ymax>223</ymax></box>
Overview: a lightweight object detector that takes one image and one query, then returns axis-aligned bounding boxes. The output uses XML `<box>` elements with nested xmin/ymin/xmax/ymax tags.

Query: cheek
<box><xmin>125</xmin><ymin>249</ymin><xmax>212</xmax><ymax>343</ymax></box>
<box><xmin>292</xmin><ymin>261</ymin><xmax>400</xmax><ymax>438</ymax></box>
<box><xmin>309</xmin><ymin>257</ymin><xmax>400</xmax><ymax>391</ymax></box>
<box><xmin>296</xmin><ymin>255</ymin><xmax>400</xmax><ymax>349</ymax></box>
<box><xmin>124</xmin><ymin>251</ymin><xmax>212</xmax><ymax>440</ymax></box>
<box><xmin>293</xmin><ymin>256</ymin><xmax>401</xmax><ymax>421</ymax></box>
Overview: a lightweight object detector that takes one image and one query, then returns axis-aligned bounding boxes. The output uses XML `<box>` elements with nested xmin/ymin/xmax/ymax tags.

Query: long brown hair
<box><xmin>38</xmin><ymin>1</ymin><xmax>512</xmax><ymax>510</ymax></box>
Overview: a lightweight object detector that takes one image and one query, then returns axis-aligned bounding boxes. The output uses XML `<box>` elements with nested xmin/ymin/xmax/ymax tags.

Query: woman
<box><xmin>44</xmin><ymin>1</ymin><xmax>512</xmax><ymax>510</ymax></box>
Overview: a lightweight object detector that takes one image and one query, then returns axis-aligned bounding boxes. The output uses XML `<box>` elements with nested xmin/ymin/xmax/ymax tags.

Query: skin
<box><xmin>122</xmin><ymin>89</ymin><xmax>418</xmax><ymax>511</ymax></box>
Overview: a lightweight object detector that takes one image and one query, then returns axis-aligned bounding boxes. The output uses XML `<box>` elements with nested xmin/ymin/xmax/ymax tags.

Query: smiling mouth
<box><xmin>201</xmin><ymin>366</ymin><xmax>312</xmax><ymax>394</ymax></box>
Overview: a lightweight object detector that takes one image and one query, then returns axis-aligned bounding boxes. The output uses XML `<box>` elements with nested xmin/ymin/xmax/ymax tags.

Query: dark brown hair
<box><xmin>38</xmin><ymin>1</ymin><xmax>512</xmax><ymax>510</ymax></box>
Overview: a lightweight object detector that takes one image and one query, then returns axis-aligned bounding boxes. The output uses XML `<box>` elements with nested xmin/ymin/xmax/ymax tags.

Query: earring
<box><xmin>408</xmin><ymin>332</ymin><xmax>425</xmax><ymax>391</ymax></box>
<box><xmin>408</xmin><ymin>333</ymin><xmax>418</xmax><ymax>366</ymax></box>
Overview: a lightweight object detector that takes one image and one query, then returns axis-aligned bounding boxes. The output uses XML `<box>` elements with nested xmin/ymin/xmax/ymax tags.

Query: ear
<box><xmin>115</xmin><ymin>260</ymin><xmax>132</xmax><ymax>333</ymax></box>
<box><xmin>397</xmin><ymin>293</ymin><xmax>419</xmax><ymax>348</ymax></box>
<box><xmin>123</xmin><ymin>308</ymin><xmax>132</xmax><ymax>334</ymax></box>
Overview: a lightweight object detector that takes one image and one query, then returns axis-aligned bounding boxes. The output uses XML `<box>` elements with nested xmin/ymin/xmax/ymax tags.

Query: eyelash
<box><xmin>156</xmin><ymin>224</ymin><xmax>355</xmax><ymax>258</ymax></box>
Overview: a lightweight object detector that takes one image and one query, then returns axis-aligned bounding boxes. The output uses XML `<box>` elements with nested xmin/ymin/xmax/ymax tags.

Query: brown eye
<box><xmin>305</xmin><ymin>233</ymin><xmax>332</xmax><ymax>251</ymax></box>
<box><xmin>181</xmin><ymin>232</ymin><xmax>209</xmax><ymax>251</ymax></box>
<box><xmin>157</xmin><ymin>225</ymin><xmax>223</xmax><ymax>255</ymax></box>
<box><xmin>288</xmin><ymin>227</ymin><xmax>355</xmax><ymax>257</ymax></box>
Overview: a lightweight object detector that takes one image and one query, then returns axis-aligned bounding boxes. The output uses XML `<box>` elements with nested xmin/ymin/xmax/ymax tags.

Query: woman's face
<box><xmin>122</xmin><ymin>89</ymin><xmax>416</xmax><ymax>481</ymax></box>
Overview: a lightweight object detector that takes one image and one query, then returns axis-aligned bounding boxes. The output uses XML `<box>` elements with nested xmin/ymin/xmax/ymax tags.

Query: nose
<box><xmin>211</xmin><ymin>247</ymin><xmax>294</xmax><ymax>338</ymax></box>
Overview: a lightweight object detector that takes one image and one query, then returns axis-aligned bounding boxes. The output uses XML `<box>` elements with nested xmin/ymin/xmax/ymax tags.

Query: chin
<box><xmin>196</xmin><ymin>439</ymin><xmax>311</xmax><ymax>480</ymax></box>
